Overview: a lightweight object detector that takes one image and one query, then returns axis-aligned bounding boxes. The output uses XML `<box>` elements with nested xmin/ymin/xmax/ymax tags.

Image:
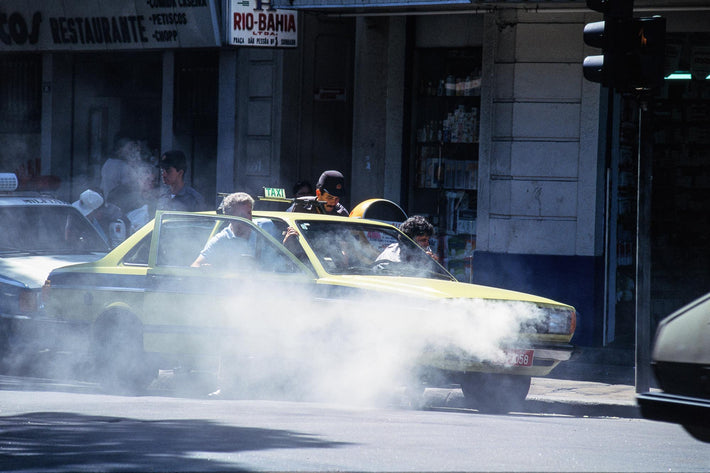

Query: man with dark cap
<box><xmin>314</xmin><ymin>170</ymin><xmax>349</xmax><ymax>216</ymax></box>
<box><xmin>156</xmin><ymin>150</ymin><xmax>207</xmax><ymax>212</ymax></box>
<box><xmin>286</xmin><ymin>169</ymin><xmax>349</xmax><ymax>216</ymax></box>
<box><xmin>282</xmin><ymin>169</ymin><xmax>348</xmax><ymax>249</ymax></box>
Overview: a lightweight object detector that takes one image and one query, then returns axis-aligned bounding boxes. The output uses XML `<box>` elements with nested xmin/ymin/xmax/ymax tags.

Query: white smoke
<box><xmin>199</xmin><ymin>284</ymin><xmax>546</xmax><ymax>406</ymax></box>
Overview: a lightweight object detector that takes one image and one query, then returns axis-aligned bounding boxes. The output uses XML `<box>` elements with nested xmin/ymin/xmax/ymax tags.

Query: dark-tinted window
<box><xmin>0</xmin><ymin>205</ymin><xmax>109</xmax><ymax>254</ymax></box>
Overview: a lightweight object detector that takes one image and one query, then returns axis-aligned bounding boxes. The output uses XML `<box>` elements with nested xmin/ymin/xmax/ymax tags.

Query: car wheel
<box><xmin>90</xmin><ymin>310</ymin><xmax>156</xmax><ymax>394</ymax></box>
<box><xmin>460</xmin><ymin>373</ymin><xmax>531</xmax><ymax>413</ymax></box>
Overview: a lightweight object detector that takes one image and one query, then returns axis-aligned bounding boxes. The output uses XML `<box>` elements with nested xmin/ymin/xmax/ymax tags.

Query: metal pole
<box><xmin>635</xmin><ymin>96</ymin><xmax>652</xmax><ymax>393</ymax></box>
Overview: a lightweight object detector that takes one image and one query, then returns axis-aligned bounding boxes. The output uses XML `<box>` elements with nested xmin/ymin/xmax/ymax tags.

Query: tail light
<box><xmin>41</xmin><ymin>279</ymin><xmax>51</xmax><ymax>307</ymax></box>
<box><xmin>18</xmin><ymin>289</ymin><xmax>39</xmax><ymax>313</ymax></box>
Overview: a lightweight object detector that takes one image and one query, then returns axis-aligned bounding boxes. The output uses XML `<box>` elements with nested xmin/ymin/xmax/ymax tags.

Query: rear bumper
<box><xmin>417</xmin><ymin>343</ymin><xmax>575</xmax><ymax>377</ymax></box>
<box><xmin>637</xmin><ymin>391</ymin><xmax>710</xmax><ymax>428</ymax></box>
<box><xmin>0</xmin><ymin>314</ymin><xmax>89</xmax><ymax>354</ymax></box>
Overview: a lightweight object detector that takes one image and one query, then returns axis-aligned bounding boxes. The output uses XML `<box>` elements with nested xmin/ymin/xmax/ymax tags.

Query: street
<box><xmin>0</xmin><ymin>373</ymin><xmax>707</xmax><ymax>472</ymax></box>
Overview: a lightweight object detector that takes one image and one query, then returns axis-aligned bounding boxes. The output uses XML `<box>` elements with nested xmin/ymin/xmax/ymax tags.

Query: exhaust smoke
<box><xmin>181</xmin><ymin>285</ymin><xmax>546</xmax><ymax>406</ymax></box>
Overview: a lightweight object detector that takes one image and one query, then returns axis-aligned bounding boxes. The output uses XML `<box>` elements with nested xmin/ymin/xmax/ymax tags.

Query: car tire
<box><xmin>460</xmin><ymin>373</ymin><xmax>531</xmax><ymax>413</ymax></box>
<box><xmin>90</xmin><ymin>310</ymin><xmax>156</xmax><ymax>394</ymax></box>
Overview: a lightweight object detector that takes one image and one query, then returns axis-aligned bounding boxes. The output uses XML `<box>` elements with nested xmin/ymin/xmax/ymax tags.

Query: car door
<box><xmin>141</xmin><ymin>212</ymin><xmax>316</xmax><ymax>364</ymax></box>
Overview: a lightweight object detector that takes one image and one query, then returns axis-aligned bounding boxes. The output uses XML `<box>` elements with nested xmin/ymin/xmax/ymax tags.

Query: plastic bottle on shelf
<box><xmin>417</xmin><ymin>124</ymin><xmax>426</xmax><ymax>143</ymax></box>
<box><xmin>445</xmin><ymin>75</ymin><xmax>455</xmax><ymax>96</ymax></box>
<box><xmin>464</xmin><ymin>75</ymin><xmax>473</xmax><ymax>96</ymax></box>
<box><xmin>443</xmin><ymin>115</ymin><xmax>452</xmax><ymax>143</ymax></box>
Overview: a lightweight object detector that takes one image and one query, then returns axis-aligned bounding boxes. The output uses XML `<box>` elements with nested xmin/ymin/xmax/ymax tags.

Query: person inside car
<box><xmin>376</xmin><ymin>215</ymin><xmax>438</xmax><ymax>263</ymax></box>
<box><xmin>191</xmin><ymin>192</ymin><xmax>255</xmax><ymax>268</ymax></box>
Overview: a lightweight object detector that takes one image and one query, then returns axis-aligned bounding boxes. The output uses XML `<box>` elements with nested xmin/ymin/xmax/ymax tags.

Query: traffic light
<box><xmin>583</xmin><ymin>0</ymin><xmax>666</xmax><ymax>92</ymax></box>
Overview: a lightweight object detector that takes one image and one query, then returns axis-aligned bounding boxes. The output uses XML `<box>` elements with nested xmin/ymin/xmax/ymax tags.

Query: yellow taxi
<box><xmin>43</xmin><ymin>201</ymin><xmax>576</xmax><ymax>411</ymax></box>
<box><xmin>42</xmin><ymin>211</ymin><xmax>315</xmax><ymax>392</ymax></box>
<box><xmin>253</xmin><ymin>209</ymin><xmax>576</xmax><ymax>410</ymax></box>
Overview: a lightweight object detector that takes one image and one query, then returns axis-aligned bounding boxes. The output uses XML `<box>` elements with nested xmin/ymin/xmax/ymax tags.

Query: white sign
<box><xmin>229</xmin><ymin>0</ymin><xmax>297</xmax><ymax>48</ymax></box>
<box><xmin>0</xmin><ymin>0</ymin><xmax>220</xmax><ymax>51</ymax></box>
<box><xmin>263</xmin><ymin>187</ymin><xmax>286</xmax><ymax>198</ymax></box>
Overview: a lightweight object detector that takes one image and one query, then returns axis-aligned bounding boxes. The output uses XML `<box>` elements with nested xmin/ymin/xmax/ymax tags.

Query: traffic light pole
<box><xmin>583</xmin><ymin>0</ymin><xmax>663</xmax><ymax>394</ymax></box>
<box><xmin>635</xmin><ymin>94</ymin><xmax>653</xmax><ymax>393</ymax></box>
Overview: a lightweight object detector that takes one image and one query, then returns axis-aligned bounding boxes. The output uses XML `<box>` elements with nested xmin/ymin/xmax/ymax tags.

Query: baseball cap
<box><xmin>73</xmin><ymin>189</ymin><xmax>104</xmax><ymax>216</ymax></box>
<box><xmin>157</xmin><ymin>150</ymin><xmax>187</xmax><ymax>172</ymax></box>
<box><xmin>317</xmin><ymin>170</ymin><xmax>345</xmax><ymax>197</ymax></box>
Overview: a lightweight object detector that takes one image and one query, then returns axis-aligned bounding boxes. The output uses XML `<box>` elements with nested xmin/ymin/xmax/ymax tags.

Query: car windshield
<box><xmin>293</xmin><ymin>219</ymin><xmax>453</xmax><ymax>280</ymax></box>
<box><xmin>0</xmin><ymin>205</ymin><xmax>109</xmax><ymax>254</ymax></box>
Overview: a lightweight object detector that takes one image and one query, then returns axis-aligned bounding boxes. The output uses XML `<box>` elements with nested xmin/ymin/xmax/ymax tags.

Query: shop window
<box><xmin>174</xmin><ymin>51</ymin><xmax>218</xmax><ymax>134</ymax></box>
<box><xmin>0</xmin><ymin>54</ymin><xmax>41</xmax><ymax>133</ymax></box>
<box><xmin>408</xmin><ymin>47</ymin><xmax>481</xmax><ymax>283</ymax></box>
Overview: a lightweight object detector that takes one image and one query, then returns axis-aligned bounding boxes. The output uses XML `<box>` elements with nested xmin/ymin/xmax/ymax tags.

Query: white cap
<box><xmin>73</xmin><ymin>189</ymin><xmax>104</xmax><ymax>216</ymax></box>
<box><xmin>0</xmin><ymin>173</ymin><xmax>18</xmax><ymax>191</ymax></box>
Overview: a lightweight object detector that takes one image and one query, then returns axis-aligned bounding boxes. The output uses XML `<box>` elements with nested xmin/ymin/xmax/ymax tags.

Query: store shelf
<box><xmin>408</xmin><ymin>47</ymin><xmax>481</xmax><ymax>280</ymax></box>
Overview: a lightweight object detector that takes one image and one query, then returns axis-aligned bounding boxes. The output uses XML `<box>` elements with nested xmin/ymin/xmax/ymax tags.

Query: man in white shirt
<box><xmin>191</xmin><ymin>192</ymin><xmax>255</xmax><ymax>268</ymax></box>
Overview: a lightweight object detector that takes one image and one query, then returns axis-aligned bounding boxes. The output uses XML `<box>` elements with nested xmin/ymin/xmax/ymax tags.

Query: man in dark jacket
<box><xmin>156</xmin><ymin>150</ymin><xmax>207</xmax><ymax>212</ymax></box>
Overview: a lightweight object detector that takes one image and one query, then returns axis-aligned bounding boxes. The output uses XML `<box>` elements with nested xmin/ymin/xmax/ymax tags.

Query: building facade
<box><xmin>2</xmin><ymin>0</ymin><xmax>710</xmax><ymax>347</ymax></box>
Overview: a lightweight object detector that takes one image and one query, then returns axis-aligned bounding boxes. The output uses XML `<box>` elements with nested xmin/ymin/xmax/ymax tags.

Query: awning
<box><xmin>272</xmin><ymin>0</ymin><xmax>710</xmax><ymax>15</ymax></box>
<box><xmin>272</xmin><ymin>0</ymin><xmax>585</xmax><ymax>14</ymax></box>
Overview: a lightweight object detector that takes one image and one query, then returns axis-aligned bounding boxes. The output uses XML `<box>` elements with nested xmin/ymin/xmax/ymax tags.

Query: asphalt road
<box><xmin>0</xmin><ymin>374</ymin><xmax>707</xmax><ymax>472</ymax></box>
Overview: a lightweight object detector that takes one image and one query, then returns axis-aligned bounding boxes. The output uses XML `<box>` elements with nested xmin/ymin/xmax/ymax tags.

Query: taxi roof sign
<box><xmin>264</xmin><ymin>187</ymin><xmax>286</xmax><ymax>199</ymax></box>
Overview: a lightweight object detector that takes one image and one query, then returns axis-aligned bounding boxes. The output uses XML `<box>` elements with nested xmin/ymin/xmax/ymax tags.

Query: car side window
<box><xmin>155</xmin><ymin>213</ymin><xmax>309</xmax><ymax>275</ymax></box>
<box><xmin>254</xmin><ymin>216</ymin><xmax>315</xmax><ymax>271</ymax></box>
<box><xmin>123</xmin><ymin>234</ymin><xmax>151</xmax><ymax>266</ymax></box>
<box><xmin>157</xmin><ymin>216</ymin><xmax>216</xmax><ymax>267</ymax></box>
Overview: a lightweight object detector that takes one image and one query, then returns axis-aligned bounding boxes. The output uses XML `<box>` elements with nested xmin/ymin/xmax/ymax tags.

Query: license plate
<box><xmin>504</xmin><ymin>349</ymin><xmax>534</xmax><ymax>367</ymax></box>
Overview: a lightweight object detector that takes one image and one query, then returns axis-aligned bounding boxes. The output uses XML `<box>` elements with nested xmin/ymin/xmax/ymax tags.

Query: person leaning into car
<box><xmin>191</xmin><ymin>192</ymin><xmax>255</xmax><ymax>268</ymax></box>
<box><xmin>282</xmin><ymin>170</ymin><xmax>349</xmax><ymax>249</ymax></box>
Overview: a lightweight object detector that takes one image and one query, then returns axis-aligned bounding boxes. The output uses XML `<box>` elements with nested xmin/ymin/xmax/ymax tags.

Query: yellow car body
<box><xmin>252</xmin><ymin>211</ymin><xmax>576</xmax><ymax>374</ymax></box>
<box><xmin>42</xmin><ymin>209</ymin><xmax>576</xmax><ymax>409</ymax></box>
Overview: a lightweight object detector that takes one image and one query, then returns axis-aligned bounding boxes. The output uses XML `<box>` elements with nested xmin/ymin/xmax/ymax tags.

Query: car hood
<box><xmin>0</xmin><ymin>253</ymin><xmax>107</xmax><ymax>289</ymax></box>
<box><xmin>317</xmin><ymin>275</ymin><xmax>569</xmax><ymax>307</ymax></box>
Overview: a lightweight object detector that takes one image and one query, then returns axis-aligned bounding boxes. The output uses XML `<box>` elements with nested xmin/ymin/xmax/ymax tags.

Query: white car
<box><xmin>0</xmin><ymin>175</ymin><xmax>110</xmax><ymax>363</ymax></box>
<box><xmin>637</xmin><ymin>292</ymin><xmax>710</xmax><ymax>443</ymax></box>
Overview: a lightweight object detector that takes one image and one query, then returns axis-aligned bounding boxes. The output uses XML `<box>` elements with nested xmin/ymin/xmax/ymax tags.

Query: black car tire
<box><xmin>460</xmin><ymin>373</ymin><xmax>531</xmax><ymax>413</ymax></box>
<box><xmin>90</xmin><ymin>309</ymin><xmax>156</xmax><ymax>394</ymax></box>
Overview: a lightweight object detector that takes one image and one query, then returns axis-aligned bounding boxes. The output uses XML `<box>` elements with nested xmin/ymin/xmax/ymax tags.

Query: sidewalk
<box><xmin>527</xmin><ymin>346</ymin><xmax>647</xmax><ymax>417</ymax></box>
<box><xmin>421</xmin><ymin>347</ymin><xmax>647</xmax><ymax>417</ymax></box>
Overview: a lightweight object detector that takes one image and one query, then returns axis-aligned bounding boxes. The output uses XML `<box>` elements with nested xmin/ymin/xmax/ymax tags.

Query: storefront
<box><xmin>278</xmin><ymin>0</ymin><xmax>710</xmax><ymax>348</ymax></box>
<box><xmin>0</xmin><ymin>0</ymin><xmax>223</xmax><ymax>207</ymax></box>
<box><xmin>606</xmin><ymin>30</ymin><xmax>710</xmax><ymax>347</ymax></box>
<box><xmin>3</xmin><ymin>0</ymin><xmax>710</xmax><ymax>348</ymax></box>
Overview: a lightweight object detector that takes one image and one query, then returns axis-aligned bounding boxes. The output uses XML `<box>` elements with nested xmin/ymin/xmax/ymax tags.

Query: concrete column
<box><xmin>217</xmin><ymin>49</ymin><xmax>237</xmax><ymax>194</ymax></box>
<box><xmin>351</xmin><ymin>17</ymin><xmax>388</xmax><ymax>206</ymax></box>
<box><xmin>383</xmin><ymin>17</ymin><xmax>406</xmax><ymax>203</ymax></box>
<box><xmin>160</xmin><ymin>50</ymin><xmax>175</xmax><ymax>152</ymax></box>
<box><xmin>40</xmin><ymin>53</ymin><xmax>53</xmax><ymax>175</ymax></box>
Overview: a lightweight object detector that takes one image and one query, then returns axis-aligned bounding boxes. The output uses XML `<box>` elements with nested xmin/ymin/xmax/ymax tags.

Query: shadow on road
<box><xmin>421</xmin><ymin>398</ymin><xmax>640</xmax><ymax>419</ymax></box>
<box><xmin>0</xmin><ymin>411</ymin><xmax>353</xmax><ymax>472</ymax></box>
